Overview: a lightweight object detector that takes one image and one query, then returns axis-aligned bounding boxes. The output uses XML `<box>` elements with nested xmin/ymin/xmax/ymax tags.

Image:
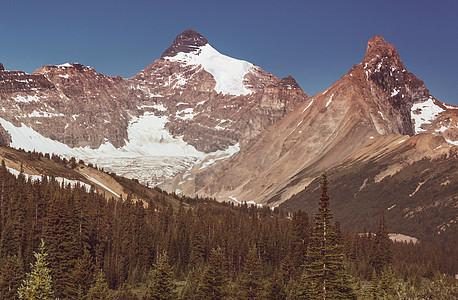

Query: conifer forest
<box><xmin>0</xmin><ymin>161</ymin><xmax>456</xmax><ymax>299</ymax></box>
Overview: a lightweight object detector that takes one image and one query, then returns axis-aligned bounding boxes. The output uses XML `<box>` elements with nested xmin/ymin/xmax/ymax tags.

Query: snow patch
<box><xmin>391</xmin><ymin>88</ymin><xmax>400</xmax><ymax>97</ymax></box>
<box><xmin>81</xmin><ymin>173</ymin><xmax>119</xmax><ymax>197</ymax></box>
<box><xmin>57</xmin><ymin>63</ymin><xmax>73</xmax><ymax>68</ymax></box>
<box><xmin>164</xmin><ymin>44</ymin><xmax>253</xmax><ymax>96</ymax></box>
<box><xmin>13</xmin><ymin>95</ymin><xmax>40</xmax><ymax>103</ymax></box>
<box><xmin>387</xmin><ymin>204</ymin><xmax>396</xmax><ymax>210</ymax></box>
<box><xmin>325</xmin><ymin>94</ymin><xmax>334</xmax><ymax>108</ymax></box>
<box><xmin>6</xmin><ymin>167</ymin><xmax>91</xmax><ymax>191</ymax></box>
<box><xmin>198</xmin><ymin>143</ymin><xmax>240</xmax><ymax>170</ymax></box>
<box><xmin>176</xmin><ymin>108</ymin><xmax>197</xmax><ymax>120</ymax></box>
<box><xmin>444</xmin><ymin>103</ymin><xmax>457</xmax><ymax>109</ymax></box>
<box><xmin>445</xmin><ymin>139</ymin><xmax>458</xmax><ymax>146</ymax></box>
<box><xmin>411</xmin><ymin>98</ymin><xmax>444</xmax><ymax>133</ymax></box>
<box><xmin>302</xmin><ymin>99</ymin><xmax>314</xmax><ymax>113</ymax></box>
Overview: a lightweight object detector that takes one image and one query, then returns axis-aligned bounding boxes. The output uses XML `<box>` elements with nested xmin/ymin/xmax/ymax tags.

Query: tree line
<box><xmin>0</xmin><ymin>161</ymin><xmax>455</xmax><ymax>299</ymax></box>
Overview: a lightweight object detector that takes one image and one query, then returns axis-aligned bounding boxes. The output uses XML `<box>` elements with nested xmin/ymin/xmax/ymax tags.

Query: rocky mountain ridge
<box><xmin>165</xmin><ymin>35</ymin><xmax>457</xmax><ymax>241</ymax></box>
<box><xmin>0</xmin><ymin>29</ymin><xmax>308</xmax><ymax>185</ymax></box>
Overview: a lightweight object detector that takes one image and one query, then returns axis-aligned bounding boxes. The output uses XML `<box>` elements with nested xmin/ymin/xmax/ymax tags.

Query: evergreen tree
<box><xmin>238</xmin><ymin>245</ymin><xmax>263</xmax><ymax>299</ymax></box>
<box><xmin>181</xmin><ymin>269</ymin><xmax>201</xmax><ymax>300</ymax></box>
<box><xmin>196</xmin><ymin>247</ymin><xmax>229</xmax><ymax>300</ymax></box>
<box><xmin>369</xmin><ymin>269</ymin><xmax>381</xmax><ymax>299</ymax></box>
<box><xmin>17</xmin><ymin>240</ymin><xmax>54</xmax><ymax>300</ymax></box>
<box><xmin>86</xmin><ymin>269</ymin><xmax>110</xmax><ymax>300</ymax></box>
<box><xmin>145</xmin><ymin>252</ymin><xmax>177</xmax><ymax>300</ymax></box>
<box><xmin>299</xmin><ymin>173</ymin><xmax>356</xmax><ymax>299</ymax></box>
<box><xmin>0</xmin><ymin>255</ymin><xmax>24</xmax><ymax>299</ymax></box>
<box><xmin>73</xmin><ymin>247</ymin><xmax>96</xmax><ymax>297</ymax></box>
<box><xmin>263</xmin><ymin>272</ymin><xmax>286</xmax><ymax>300</ymax></box>
<box><xmin>43</xmin><ymin>196</ymin><xmax>81</xmax><ymax>298</ymax></box>
<box><xmin>370</xmin><ymin>212</ymin><xmax>392</xmax><ymax>274</ymax></box>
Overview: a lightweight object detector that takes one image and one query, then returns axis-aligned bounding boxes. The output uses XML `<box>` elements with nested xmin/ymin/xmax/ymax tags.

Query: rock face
<box><xmin>164</xmin><ymin>35</ymin><xmax>457</xmax><ymax>241</ymax></box>
<box><xmin>0</xmin><ymin>30</ymin><xmax>308</xmax><ymax>184</ymax></box>
<box><xmin>169</xmin><ymin>35</ymin><xmax>457</xmax><ymax>208</ymax></box>
<box><xmin>161</xmin><ymin>29</ymin><xmax>209</xmax><ymax>57</ymax></box>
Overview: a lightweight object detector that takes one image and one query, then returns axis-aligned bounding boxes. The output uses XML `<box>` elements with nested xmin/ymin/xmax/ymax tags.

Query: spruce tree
<box><xmin>196</xmin><ymin>247</ymin><xmax>229</xmax><ymax>300</ymax></box>
<box><xmin>263</xmin><ymin>272</ymin><xmax>286</xmax><ymax>300</ymax></box>
<box><xmin>238</xmin><ymin>245</ymin><xmax>263</xmax><ymax>299</ymax></box>
<box><xmin>17</xmin><ymin>240</ymin><xmax>54</xmax><ymax>300</ymax></box>
<box><xmin>0</xmin><ymin>255</ymin><xmax>24</xmax><ymax>299</ymax></box>
<box><xmin>370</xmin><ymin>212</ymin><xmax>392</xmax><ymax>274</ymax></box>
<box><xmin>86</xmin><ymin>269</ymin><xmax>110</xmax><ymax>300</ymax></box>
<box><xmin>299</xmin><ymin>173</ymin><xmax>356</xmax><ymax>299</ymax></box>
<box><xmin>145</xmin><ymin>252</ymin><xmax>177</xmax><ymax>300</ymax></box>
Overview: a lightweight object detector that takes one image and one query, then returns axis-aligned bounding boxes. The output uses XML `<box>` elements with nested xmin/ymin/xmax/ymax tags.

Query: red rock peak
<box><xmin>161</xmin><ymin>29</ymin><xmax>209</xmax><ymax>58</ymax></box>
<box><xmin>363</xmin><ymin>35</ymin><xmax>403</xmax><ymax>69</ymax></box>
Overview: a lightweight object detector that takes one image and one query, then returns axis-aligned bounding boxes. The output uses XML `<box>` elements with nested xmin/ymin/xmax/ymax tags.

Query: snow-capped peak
<box><xmin>163</xmin><ymin>43</ymin><xmax>254</xmax><ymax>96</ymax></box>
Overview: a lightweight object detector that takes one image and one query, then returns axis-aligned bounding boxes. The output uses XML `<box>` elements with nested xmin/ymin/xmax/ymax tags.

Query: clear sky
<box><xmin>1</xmin><ymin>0</ymin><xmax>457</xmax><ymax>105</ymax></box>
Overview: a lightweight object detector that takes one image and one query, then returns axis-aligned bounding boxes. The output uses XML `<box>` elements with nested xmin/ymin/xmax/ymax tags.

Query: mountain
<box><xmin>0</xmin><ymin>144</ymin><xmax>184</xmax><ymax>209</ymax></box>
<box><xmin>0</xmin><ymin>29</ymin><xmax>308</xmax><ymax>185</ymax></box>
<box><xmin>168</xmin><ymin>35</ymin><xmax>458</xmax><ymax>241</ymax></box>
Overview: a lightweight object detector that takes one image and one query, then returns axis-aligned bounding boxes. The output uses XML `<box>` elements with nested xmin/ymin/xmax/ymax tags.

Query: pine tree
<box><xmin>86</xmin><ymin>269</ymin><xmax>110</xmax><ymax>300</ymax></box>
<box><xmin>370</xmin><ymin>212</ymin><xmax>392</xmax><ymax>274</ymax></box>
<box><xmin>43</xmin><ymin>196</ymin><xmax>81</xmax><ymax>298</ymax></box>
<box><xmin>196</xmin><ymin>247</ymin><xmax>229</xmax><ymax>300</ymax></box>
<box><xmin>299</xmin><ymin>173</ymin><xmax>356</xmax><ymax>299</ymax></box>
<box><xmin>0</xmin><ymin>255</ymin><xmax>24</xmax><ymax>299</ymax></box>
<box><xmin>73</xmin><ymin>247</ymin><xmax>95</xmax><ymax>297</ymax></box>
<box><xmin>181</xmin><ymin>269</ymin><xmax>201</xmax><ymax>300</ymax></box>
<box><xmin>238</xmin><ymin>245</ymin><xmax>263</xmax><ymax>299</ymax></box>
<box><xmin>263</xmin><ymin>272</ymin><xmax>286</xmax><ymax>300</ymax></box>
<box><xmin>17</xmin><ymin>240</ymin><xmax>54</xmax><ymax>300</ymax></box>
<box><xmin>145</xmin><ymin>252</ymin><xmax>177</xmax><ymax>300</ymax></box>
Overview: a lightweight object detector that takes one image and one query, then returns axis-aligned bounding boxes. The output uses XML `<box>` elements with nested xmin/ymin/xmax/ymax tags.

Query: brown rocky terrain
<box><xmin>164</xmin><ymin>35</ymin><xmax>457</xmax><ymax>240</ymax></box>
<box><xmin>168</xmin><ymin>35</ymin><xmax>457</xmax><ymax>213</ymax></box>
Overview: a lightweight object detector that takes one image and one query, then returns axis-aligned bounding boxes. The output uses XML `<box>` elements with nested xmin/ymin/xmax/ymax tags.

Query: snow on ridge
<box><xmin>13</xmin><ymin>95</ymin><xmax>40</xmax><ymax>103</ymax></box>
<box><xmin>228</xmin><ymin>195</ymin><xmax>263</xmax><ymax>207</ymax></box>
<box><xmin>302</xmin><ymin>99</ymin><xmax>314</xmax><ymax>113</ymax></box>
<box><xmin>164</xmin><ymin>44</ymin><xmax>254</xmax><ymax>96</ymax></box>
<box><xmin>176</xmin><ymin>108</ymin><xmax>196</xmax><ymax>120</ymax></box>
<box><xmin>411</xmin><ymin>98</ymin><xmax>444</xmax><ymax>133</ymax></box>
<box><xmin>57</xmin><ymin>63</ymin><xmax>73</xmax><ymax>68</ymax></box>
<box><xmin>6</xmin><ymin>167</ymin><xmax>91</xmax><ymax>191</ymax></box>
<box><xmin>326</xmin><ymin>94</ymin><xmax>334</xmax><ymax>108</ymax></box>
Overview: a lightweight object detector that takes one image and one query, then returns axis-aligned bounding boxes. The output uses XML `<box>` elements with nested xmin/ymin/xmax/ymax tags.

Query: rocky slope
<box><xmin>0</xmin><ymin>29</ymin><xmax>307</xmax><ymax>185</ymax></box>
<box><xmin>168</xmin><ymin>35</ymin><xmax>458</xmax><ymax>240</ymax></box>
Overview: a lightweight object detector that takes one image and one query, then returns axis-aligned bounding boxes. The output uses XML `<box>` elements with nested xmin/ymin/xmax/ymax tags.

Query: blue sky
<box><xmin>1</xmin><ymin>0</ymin><xmax>457</xmax><ymax>105</ymax></box>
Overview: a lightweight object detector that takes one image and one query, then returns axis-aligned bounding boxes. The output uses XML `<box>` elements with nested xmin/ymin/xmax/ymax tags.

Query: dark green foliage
<box><xmin>0</xmin><ymin>255</ymin><xmax>24</xmax><ymax>299</ymax></box>
<box><xmin>238</xmin><ymin>245</ymin><xmax>263</xmax><ymax>299</ymax></box>
<box><xmin>0</xmin><ymin>151</ymin><xmax>455</xmax><ymax>298</ymax></box>
<box><xmin>17</xmin><ymin>240</ymin><xmax>54</xmax><ymax>300</ymax></box>
<box><xmin>86</xmin><ymin>270</ymin><xmax>109</xmax><ymax>300</ymax></box>
<box><xmin>73</xmin><ymin>247</ymin><xmax>95</xmax><ymax>297</ymax></box>
<box><xmin>299</xmin><ymin>173</ymin><xmax>356</xmax><ymax>299</ymax></box>
<box><xmin>263</xmin><ymin>272</ymin><xmax>286</xmax><ymax>300</ymax></box>
<box><xmin>180</xmin><ymin>269</ymin><xmax>201</xmax><ymax>300</ymax></box>
<box><xmin>196</xmin><ymin>248</ymin><xmax>229</xmax><ymax>300</ymax></box>
<box><xmin>370</xmin><ymin>212</ymin><xmax>392</xmax><ymax>274</ymax></box>
<box><xmin>145</xmin><ymin>253</ymin><xmax>177</xmax><ymax>300</ymax></box>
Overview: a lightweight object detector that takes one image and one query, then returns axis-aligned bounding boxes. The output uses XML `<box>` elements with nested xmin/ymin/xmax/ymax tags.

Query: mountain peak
<box><xmin>161</xmin><ymin>29</ymin><xmax>209</xmax><ymax>58</ymax></box>
<box><xmin>279</xmin><ymin>75</ymin><xmax>302</xmax><ymax>90</ymax></box>
<box><xmin>363</xmin><ymin>35</ymin><xmax>403</xmax><ymax>68</ymax></box>
<box><xmin>0</xmin><ymin>63</ymin><xmax>4</xmax><ymax>71</ymax></box>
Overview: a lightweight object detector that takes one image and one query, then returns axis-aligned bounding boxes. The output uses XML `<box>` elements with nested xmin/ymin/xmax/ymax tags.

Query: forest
<box><xmin>0</xmin><ymin>160</ymin><xmax>456</xmax><ymax>299</ymax></box>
